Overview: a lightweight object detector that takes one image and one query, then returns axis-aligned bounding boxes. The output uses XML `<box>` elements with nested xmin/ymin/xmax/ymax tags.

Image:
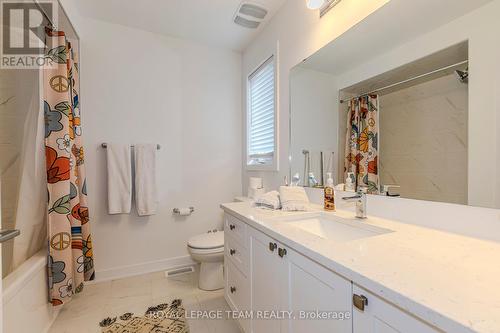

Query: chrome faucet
<box><xmin>342</xmin><ymin>188</ymin><xmax>367</xmax><ymax>219</ymax></box>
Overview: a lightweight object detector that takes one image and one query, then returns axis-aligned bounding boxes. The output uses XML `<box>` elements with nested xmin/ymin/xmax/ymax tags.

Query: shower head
<box><xmin>302</xmin><ymin>149</ymin><xmax>310</xmax><ymax>155</ymax></box>
<box><xmin>455</xmin><ymin>68</ymin><xmax>469</xmax><ymax>84</ymax></box>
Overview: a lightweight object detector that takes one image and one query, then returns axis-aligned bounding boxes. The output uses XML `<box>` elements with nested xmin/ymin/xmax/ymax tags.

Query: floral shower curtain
<box><xmin>344</xmin><ymin>95</ymin><xmax>379</xmax><ymax>194</ymax></box>
<box><xmin>44</xmin><ymin>28</ymin><xmax>94</xmax><ymax>306</ymax></box>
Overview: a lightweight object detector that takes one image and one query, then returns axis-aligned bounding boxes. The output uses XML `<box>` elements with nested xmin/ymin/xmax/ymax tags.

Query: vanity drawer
<box><xmin>225</xmin><ymin>259</ymin><xmax>250</xmax><ymax>332</ymax></box>
<box><xmin>224</xmin><ymin>214</ymin><xmax>247</xmax><ymax>247</ymax></box>
<box><xmin>225</xmin><ymin>233</ymin><xmax>249</xmax><ymax>276</ymax></box>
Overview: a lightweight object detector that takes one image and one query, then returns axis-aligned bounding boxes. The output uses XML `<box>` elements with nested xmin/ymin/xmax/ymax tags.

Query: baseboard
<box><xmin>90</xmin><ymin>255</ymin><xmax>197</xmax><ymax>283</ymax></box>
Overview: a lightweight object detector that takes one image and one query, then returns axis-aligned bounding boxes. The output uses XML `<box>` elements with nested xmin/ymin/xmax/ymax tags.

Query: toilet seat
<box><xmin>188</xmin><ymin>247</ymin><xmax>224</xmax><ymax>255</ymax></box>
<box><xmin>188</xmin><ymin>231</ymin><xmax>224</xmax><ymax>250</ymax></box>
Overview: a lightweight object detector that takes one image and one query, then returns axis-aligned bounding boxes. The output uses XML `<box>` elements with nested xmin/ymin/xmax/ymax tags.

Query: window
<box><xmin>247</xmin><ymin>56</ymin><xmax>277</xmax><ymax>169</ymax></box>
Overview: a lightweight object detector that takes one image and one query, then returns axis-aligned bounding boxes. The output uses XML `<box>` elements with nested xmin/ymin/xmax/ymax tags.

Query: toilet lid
<box><xmin>188</xmin><ymin>231</ymin><xmax>224</xmax><ymax>249</ymax></box>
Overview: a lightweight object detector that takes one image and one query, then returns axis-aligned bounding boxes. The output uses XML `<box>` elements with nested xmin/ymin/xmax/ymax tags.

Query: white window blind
<box><xmin>248</xmin><ymin>56</ymin><xmax>275</xmax><ymax>166</ymax></box>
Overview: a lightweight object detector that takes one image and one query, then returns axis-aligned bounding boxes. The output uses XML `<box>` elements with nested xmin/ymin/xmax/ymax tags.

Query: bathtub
<box><xmin>3</xmin><ymin>249</ymin><xmax>60</xmax><ymax>333</ymax></box>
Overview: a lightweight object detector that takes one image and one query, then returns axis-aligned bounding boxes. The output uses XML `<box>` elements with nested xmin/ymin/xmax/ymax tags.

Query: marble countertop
<box><xmin>221</xmin><ymin>202</ymin><xmax>500</xmax><ymax>333</ymax></box>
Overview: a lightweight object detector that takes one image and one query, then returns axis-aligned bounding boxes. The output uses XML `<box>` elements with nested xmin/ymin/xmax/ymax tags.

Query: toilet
<box><xmin>187</xmin><ymin>231</ymin><xmax>224</xmax><ymax>291</ymax></box>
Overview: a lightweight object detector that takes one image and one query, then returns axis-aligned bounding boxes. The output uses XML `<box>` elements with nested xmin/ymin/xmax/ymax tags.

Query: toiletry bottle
<box><xmin>345</xmin><ymin>172</ymin><xmax>355</xmax><ymax>192</ymax></box>
<box><xmin>308</xmin><ymin>172</ymin><xmax>319</xmax><ymax>187</ymax></box>
<box><xmin>324</xmin><ymin>173</ymin><xmax>335</xmax><ymax>211</ymax></box>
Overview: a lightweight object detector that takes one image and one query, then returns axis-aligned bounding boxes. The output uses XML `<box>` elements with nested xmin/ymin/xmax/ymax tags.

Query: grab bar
<box><xmin>0</xmin><ymin>230</ymin><xmax>20</xmax><ymax>243</ymax></box>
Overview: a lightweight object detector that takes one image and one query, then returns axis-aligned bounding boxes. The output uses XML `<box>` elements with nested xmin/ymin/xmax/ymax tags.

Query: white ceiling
<box><xmin>75</xmin><ymin>0</ymin><xmax>287</xmax><ymax>51</ymax></box>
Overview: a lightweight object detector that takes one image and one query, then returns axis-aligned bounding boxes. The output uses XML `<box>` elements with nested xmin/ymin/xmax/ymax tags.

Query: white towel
<box><xmin>254</xmin><ymin>191</ymin><xmax>281</xmax><ymax>210</ymax></box>
<box><xmin>106</xmin><ymin>144</ymin><xmax>132</xmax><ymax>214</ymax></box>
<box><xmin>279</xmin><ymin>186</ymin><xmax>310</xmax><ymax>211</ymax></box>
<box><xmin>134</xmin><ymin>144</ymin><xmax>158</xmax><ymax>216</ymax></box>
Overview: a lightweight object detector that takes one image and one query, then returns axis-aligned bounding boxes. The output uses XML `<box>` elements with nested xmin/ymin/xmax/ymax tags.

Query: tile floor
<box><xmin>48</xmin><ymin>268</ymin><xmax>241</xmax><ymax>333</ymax></box>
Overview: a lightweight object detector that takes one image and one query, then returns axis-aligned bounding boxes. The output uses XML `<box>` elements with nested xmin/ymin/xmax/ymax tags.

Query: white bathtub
<box><xmin>3</xmin><ymin>250</ymin><xmax>60</xmax><ymax>333</ymax></box>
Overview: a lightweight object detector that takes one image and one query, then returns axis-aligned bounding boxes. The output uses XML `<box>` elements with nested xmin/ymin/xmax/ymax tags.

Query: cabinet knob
<box><xmin>269</xmin><ymin>242</ymin><xmax>277</xmax><ymax>252</ymax></box>
<box><xmin>353</xmin><ymin>294</ymin><xmax>368</xmax><ymax>312</ymax></box>
<box><xmin>230</xmin><ymin>249</ymin><xmax>236</xmax><ymax>256</ymax></box>
<box><xmin>230</xmin><ymin>286</ymin><xmax>237</xmax><ymax>294</ymax></box>
<box><xmin>278</xmin><ymin>247</ymin><xmax>287</xmax><ymax>258</ymax></box>
<box><xmin>229</xmin><ymin>224</ymin><xmax>236</xmax><ymax>230</ymax></box>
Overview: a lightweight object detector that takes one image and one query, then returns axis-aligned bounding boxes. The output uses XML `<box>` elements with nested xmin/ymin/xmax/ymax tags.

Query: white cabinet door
<box><xmin>250</xmin><ymin>228</ymin><xmax>286</xmax><ymax>333</ymax></box>
<box><xmin>225</xmin><ymin>259</ymin><xmax>251</xmax><ymax>333</ymax></box>
<box><xmin>250</xmin><ymin>226</ymin><xmax>352</xmax><ymax>333</ymax></box>
<box><xmin>353</xmin><ymin>285</ymin><xmax>440</xmax><ymax>333</ymax></box>
<box><xmin>283</xmin><ymin>247</ymin><xmax>353</xmax><ymax>333</ymax></box>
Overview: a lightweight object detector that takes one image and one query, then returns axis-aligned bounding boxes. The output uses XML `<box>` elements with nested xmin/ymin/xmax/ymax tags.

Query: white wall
<box><xmin>61</xmin><ymin>1</ymin><xmax>242</xmax><ymax>280</ymax></box>
<box><xmin>290</xmin><ymin>67</ymin><xmax>338</xmax><ymax>185</ymax></box>
<box><xmin>242</xmin><ymin>0</ymin><xmax>390</xmax><ymax>192</ymax></box>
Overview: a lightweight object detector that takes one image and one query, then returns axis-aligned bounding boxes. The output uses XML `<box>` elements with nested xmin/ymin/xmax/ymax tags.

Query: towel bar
<box><xmin>101</xmin><ymin>143</ymin><xmax>161</xmax><ymax>150</ymax></box>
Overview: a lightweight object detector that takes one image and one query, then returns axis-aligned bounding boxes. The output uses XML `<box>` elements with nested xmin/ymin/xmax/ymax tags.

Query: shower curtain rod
<box><xmin>32</xmin><ymin>0</ymin><xmax>80</xmax><ymax>39</ymax></box>
<box><xmin>339</xmin><ymin>60</ymin><xmax>468</xmax><ymax>103</ymax></box>
<box><xmin>33</xmin><ymin>0</ymin><xmax>54</xmax><ymax>27</ymax></box>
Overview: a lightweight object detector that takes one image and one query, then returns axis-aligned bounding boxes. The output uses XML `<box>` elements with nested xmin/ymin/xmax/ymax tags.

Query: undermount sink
<box><xmin>273</xmin><ymin>213</ymin><xmax>393</xmax><ymax>243</ymax></box>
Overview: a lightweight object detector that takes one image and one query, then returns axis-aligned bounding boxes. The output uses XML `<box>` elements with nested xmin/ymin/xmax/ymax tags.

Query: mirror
<box><xmin>289</xmin><ymin>1</ymin><xmax>499</xmax><ymax>209</ymax></box>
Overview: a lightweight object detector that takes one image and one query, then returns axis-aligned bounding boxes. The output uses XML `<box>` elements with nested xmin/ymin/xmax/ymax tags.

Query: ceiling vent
<box><xmin>234</xmin><ymin>2</ymin><xmax>268</xmax><ymax>29</ymax></box>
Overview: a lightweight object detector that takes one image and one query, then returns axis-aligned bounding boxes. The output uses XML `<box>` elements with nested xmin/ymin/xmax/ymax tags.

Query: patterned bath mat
<box><xmin>99</xmin><ymin>299</ymin><xmax>189</xmax><ymax>333</ymax></box>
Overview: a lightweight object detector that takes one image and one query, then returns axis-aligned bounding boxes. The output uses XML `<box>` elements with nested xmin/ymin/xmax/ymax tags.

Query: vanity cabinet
<box><xmin>352</xmin><ymin>285</ymin><xmax>440</xmax><ymax>333</ymax></box>
<box><xmin>248</xmin><ymin>221</ymin><xmax>352</xmax><ymax>333</ymax></box>
<box><xmin>224</xmin><ymin>212</ymin><xmax>438</xmax><ymax>333</ymax></box>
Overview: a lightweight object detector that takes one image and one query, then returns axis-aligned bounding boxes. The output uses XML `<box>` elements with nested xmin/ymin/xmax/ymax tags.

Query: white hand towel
<box><xmin>106</xmin><ymin>144</ymin><xmax>132</xmax><ymax>214</ymax></box>
<box><xmin>254</xmin><ymin>191</ymin><xmax>281</xmax><ymax>210</ymax></box>
<box><xmin>279</xmin><ymin>186</ymin><xmax>310</xmax><ymax>211</ymax></box>
<box><xmin>134</xmin><ymin>144</ymin><xmax>158</xmax><ymax>216</ymax></box>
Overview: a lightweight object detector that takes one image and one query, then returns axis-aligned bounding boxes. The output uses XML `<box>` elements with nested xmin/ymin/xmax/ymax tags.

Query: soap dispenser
<box><xmin>324</xmin><ymin>173</ymin><xmax>335</xmax><ymax>211</ymax></box>
<box><xmin>345</xmin><ymin>172</ymin><xmax>356</xmax><ymax>192</ymax></box>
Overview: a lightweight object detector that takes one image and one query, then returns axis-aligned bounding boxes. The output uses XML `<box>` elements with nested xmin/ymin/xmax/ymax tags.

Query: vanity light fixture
<box><xmin>307</xmin><ymin>0</ymin><xmax>342</xmax><ymax>17</ymax></box>
<box><xmin>306</xmin><ymin>0</ymin><xmax>326</xmax><ymax>10</ymax></box>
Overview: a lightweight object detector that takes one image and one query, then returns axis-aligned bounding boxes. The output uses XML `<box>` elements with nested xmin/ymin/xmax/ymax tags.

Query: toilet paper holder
<box><xmin>173</xmin><ymin>207</ymin><xmax>195</xmax><ymax>215</ymax></box>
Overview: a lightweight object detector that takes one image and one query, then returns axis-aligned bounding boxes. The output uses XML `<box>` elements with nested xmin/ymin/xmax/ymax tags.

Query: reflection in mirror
<box><xmin>290</xmin><ymin>68</ymin><xmax>338</xmax><ymax>188</ymax></box>
<box><xmin>290</xmin><ymin>40</ymin><xmax>473</xmax><ymax>206</ymax></box>
<box><xmin>340</xmin><ymin>42</ymin><xmax>468</xmax><ymax>203</ymax></box>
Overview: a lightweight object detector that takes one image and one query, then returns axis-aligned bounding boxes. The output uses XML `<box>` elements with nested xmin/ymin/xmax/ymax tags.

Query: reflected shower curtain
<box><xmin>344</xmin><ymin>95</ymin><xmax>379</xmax><ymax>194</ymax></box>
<box><xmin>43</xmin><ymin>28</ymin><xmax>94</xmax><ymax>306</ymax></box>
